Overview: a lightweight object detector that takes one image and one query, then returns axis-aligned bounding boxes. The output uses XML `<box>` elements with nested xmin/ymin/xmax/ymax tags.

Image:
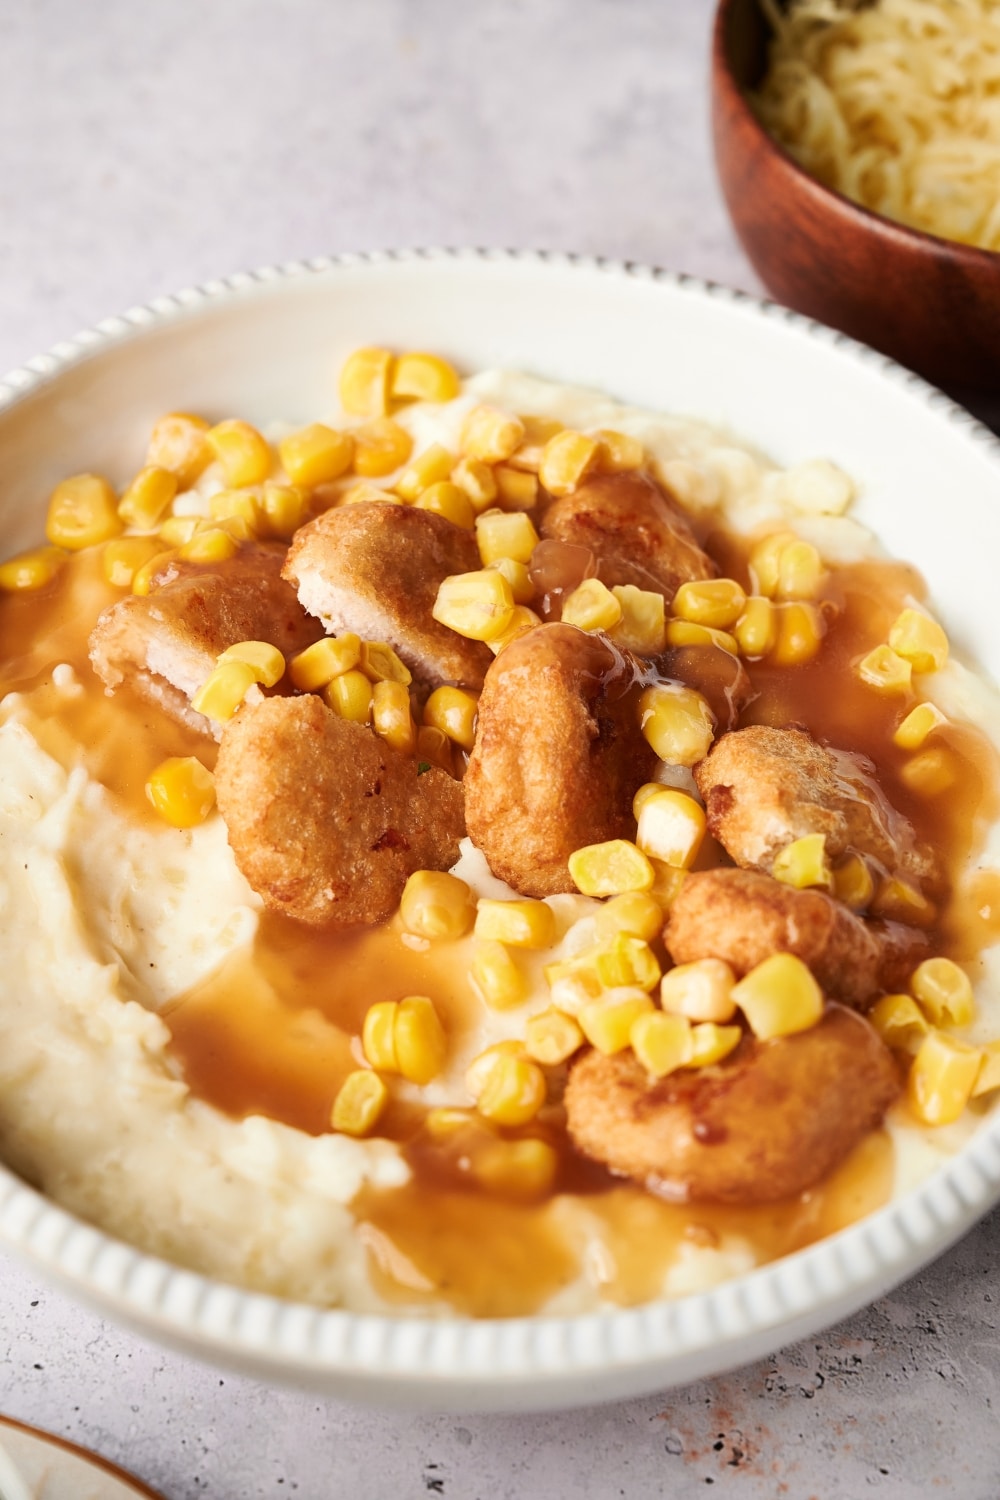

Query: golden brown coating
<box><xmin>540</xmin><ymin>471</ymin><xmax>716</xmax><ymax>602</ymax></box>
<box><xmin>565</xmin><ymin>1005</ymin><xmax>899</xmax><ymax>1204</ymax></box>
<box><xmin>283</xmin><ymin>502</ymin><xmax>493</xmax><ymax>691</ymax></box>
<box><xmin>695</xmin><ymin>724</ymin><xmax>939</xmax><ymax>889</ymax></box>
<box><xmin>88</xmin><ymin>544</ymin><xmax>322</xmax><ymax>737</ymax></box>
<box><xmin>214</xmin><ymin>693</ymin><xmax>466</xmax><ymax>926</ymax></box>
<box><xmin>464</xmin><ymin>622</ymin><xmax>658</xmax><ymax>898</ymax></box>
<box><xmin>664</xmin><ymin>867</ymin><xmax>927</xmax><ymax>1010</ymax></box>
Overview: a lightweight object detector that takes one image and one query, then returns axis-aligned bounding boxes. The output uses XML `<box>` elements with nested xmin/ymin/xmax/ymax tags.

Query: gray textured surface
<box><xmin>1</xmin><ymin>2</ymin><xmax>999</xmax><ymax>1497</ymax></box>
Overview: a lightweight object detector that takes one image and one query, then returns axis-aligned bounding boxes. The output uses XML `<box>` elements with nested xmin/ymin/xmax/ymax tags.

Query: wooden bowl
<box><xmin>711</xmin><ymin>0</ymin><xmax>1000</xmax><ymax>391</ymax></box>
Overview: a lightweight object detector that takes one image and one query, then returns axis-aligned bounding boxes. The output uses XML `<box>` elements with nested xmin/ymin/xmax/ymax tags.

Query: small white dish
<box><xmin>0</xmin><ymin>1417</ymin><xmax>164</xmax><ymax>1500</ymax></box>
<box><xmin>1</xmin><ymin>249</ymin><xmax>1000</xmax><ymax>1411</ymax></box>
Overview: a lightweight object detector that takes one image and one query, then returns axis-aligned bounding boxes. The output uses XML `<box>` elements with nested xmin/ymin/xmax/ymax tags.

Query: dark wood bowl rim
<box><xmin>712</xmin><ymin>0</ymin><xmax>1000</xmax><ymax>273</ymax></box>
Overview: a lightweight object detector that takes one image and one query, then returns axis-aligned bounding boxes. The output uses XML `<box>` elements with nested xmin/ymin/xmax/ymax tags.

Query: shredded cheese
<box><xmin>752</xmin><ymin>0</ymin><xmax>1000</xmax><ymax>252</ymax></box>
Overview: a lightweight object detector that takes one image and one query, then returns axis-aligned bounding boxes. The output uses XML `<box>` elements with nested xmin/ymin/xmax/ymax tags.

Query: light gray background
<box><xmin>1</xmin><ymin>2</ymin><xmax>999</xmax><ymax>1496</ymax></box>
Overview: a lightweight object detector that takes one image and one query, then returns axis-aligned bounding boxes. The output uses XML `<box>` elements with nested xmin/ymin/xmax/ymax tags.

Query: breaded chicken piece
<box><xmin>540</xmin><ymin>471</ymin><xmax>716</xmax><ymax>602</ymax></box>
<box><xmin>695</xmin><ymin>725</ymin><xmax>939</xmax><ymax>890</ymax></box>
<box><xmin>214</xmin><ymin>694</ymin><xmax>465</xmax><ymax>926</ymax></box>
<box><xmin>565</xmin><ymin>1005</ymin><xmax>899</xmax><ymax>1204</ymax></box>
<box><xmin>89</xmin><ymin>544</ymin><xmax>322</xmax><ymax>737</ymax></box>
<box><xmin>665</xmin><ymin>868</ymin><xmax>927</xmax><ymax>1009</ymax></box>
<box><xmin>464</xmin><ymin>622</ymin><xmax>658</xmax><ymax>898</ymax></box>
<box><xmin>283</xmin><ymin>502</ymin><xmax>493</xmax><ymax>691</ymax></box>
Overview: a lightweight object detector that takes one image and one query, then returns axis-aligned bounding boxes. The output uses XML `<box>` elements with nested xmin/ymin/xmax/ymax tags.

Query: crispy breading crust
<box><xmin>565</xmin><ymin>1005</ymin><xmax>899</xmax><ymax>1204</ymax></box>
<box><xmin>695</xmin><ymin>724</ymin><xmax>939</xmax><ymax>889</ymax></box>
<box><xmin>664</xmin><ymin>867</ymin><xmax>927</xmax><ymax>1009</ymax></box>
<box><xmin>88</xmin><ymin>544</ymin><xmax>322</xmax><ymax>736</ymax></box>
<box><xmin>464</xmin><ymin>622</ymin><xmax>659</xmax><ymax>897</ymax></box>
<box><xmin>540</xmin><ymin>471</ymin><xmax>716</xmax><ymax>602</ymax></box>
<box><xmin>215</xmin><ymin>694</ymin><xmax>466</xmax><ymax>926</ymax></box>
<box><xmin>283</xmin><ymin>502</ymin><xmax>493</xmax><ymax>691</ymax></box>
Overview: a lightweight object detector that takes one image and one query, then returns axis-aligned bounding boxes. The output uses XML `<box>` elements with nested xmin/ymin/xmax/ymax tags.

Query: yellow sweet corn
<box><xmin>372</xmin><ymin>679</ymin><xmax>416</xmax><ymax>754</ymax></box>
<box><xmin>893</xmin><ymin>701</ymin><xmax>948</xmax><ymax>751</ymax></box>
<box><xmin>352</xmin><ymin>417</ymin><xmax>413</xmax><ymax>479</ymax></box>
<box><xmin>546</xmin><ymin>969</ymin><xmax>603</xmax><ymax>1017</ymax></box>
<box><xmin>146</xmin><ymin>411</ymin><xmax>211</xmax><ymax>487</ymax></box>
<box><xmin>476</xmin><ymin>1053</ymin><xmax>547</xmax><ymax>1126</ymax></box>
<box><xmin>748</xmin><ymin>530</ymin><xmax>797</xmax><ymax>598</ymax></box>
<box><xmin>635</xmin><ymin>787</ymin><xmax>707</xmax><ymax>869</ymax></box>
<box><xmin>832</xmin><ymin>853</ymin><xmax>875</xmax><ymax>911</ymax></box>
<box><xmin>474</xmin><ymin>897</ymin><xmax>556</xmax><ymax>949</ymax></box>
<box><xmin>647</xmin><ymin>860</ymin><xmax>689</xmax><ymax>908</ymax></box>
<box><xmin>394</xmin><ymin>994</ymin><xmax>448</xmax><ymax>1085</ymax></box>
<box><xmin>539</xmin><ymin>430</ymin><xmax>600</xmax><ymax>496</ymax></box>
<box><xmin>118</xmin><ymin>465</ymin><xmax>178</xmax><ymax>531</ymax></box>
<box><xmin>178</xmin><ymin>527</ymin><xmax>240</xmax><ymax>565</ymax></box>
<box><xmin>664</xmin><ymin>620</ymin><xmax>740</xmax><ymax>654</ymax></box>
<box><xmin>362</xmin><ymin>999</ymin><xmax>399</xmax><ymax>1072</ymax></box>
<box><xmin>217</xmin><ymin>640</ymin><xmax>285</xmax><ymax>688</ymax></box>
<box><xmin>972</xmin><ymin>1040</ymin><xmax>1000</xmax><ymax>1098</ymax></box>
<box><xmin>595</xmin><ymin>932</ymin><xmax>661</xmax><ymax>992</ymax></box>
<box><xmin>672</xmin><ymin>578</ymin><xmax>747</xmax><ymax>630</ymax></box>
<box><xmin>391</xmin><ymin>351</ymin><xmax>461</xmax><ymax>404</ymax></box>
<box><xmin>659</xmin><ymin>958</ymin><xmax>737</xmax><ymax>1022</ymax></box>
<box><xmin>102</xmin><ymin>536</ymin><xmax>163</xmax><ymax>589</ymax></box>
<box><xmin>593</xmin><ymin>891</ymin><xmax>664</xmax><ymax>944</ymax></box>
<box><xmin>323</xmin><ymin>668</ymin><xmax>374</xmax><ymax>724</ymax></box>
<box><xmin>857</xmin><ymin>644</ymin><xmax>913</xmax><ymax>694</ymax></box>
<box><xmin>734</xmin><ymin>596</ymin><xmax>778</xmax><ymax>658</ymax></box>
<box><xmin>494</xmin><ymin>465</ymin><xmax>539</xmax><ymax>511</ymax></box>
<box><xmin>131</xmin><ymin>549</ymin><xmax>177</xmax><ymax>596</ymax></box>
<box><xmin>399</xmin><ymin>870</ymin><xmax>474</xmax><ymax>941</ymax></box>
<box><xmin>868</xmin><ymin>993</ymin><xmax>931</xmax><ymax>1053</ymax></box>
<box><xmin>771</xmin><ymin>833</ymin><xmax>833</xmax><ymax>891</ymax></box>
<box><xmin>339</xmin><ymin>346</ymin><xmax>393</xmax><ymax>417</ymax></box>
<box><xmin>688</xmin><ymin>1022</ymin><xmax>742</xmax><ymax>1067</ymax></box>
<box><xmin>871</xmin><ymin>876</ymin><xmax>936</xmax><ymax>927</ymax></box>
<box><xmin>774</xmin><ymin>539</ymin><xmax>824</xmax><ymax>600</ymax></box>
<box><xmin>770</xmin><ymin>602</ymin><xmax>824</xmax><ymax>666</ymax></box>
<box><xmin>278</xmin><ymin>423</ymin><xmax>354</xmax><ymax>487</ymax></box>
<box><xmin>561</xmin><ymin>577</ymin><xmax>623</xmax><ymax>633</ymax></box>
<box><xmin>205</xmin><ymin>419</ymin><xmax>272</xmax><ymax>487</ymax></box>
<box><xmin>415</xmin><ymin>724</ymin><xmax>453</xmax><ymax>774</ymax></box>
<box><xmin>46</xmin><ymin>474</ymin><xmax>123</xmax><ymax>550</ymax></box>
<box><xmin>468</xmin><ymin>939</ymin><xmax>526</xmax><ymax>1010</ymax></box>
<box><xmin>258</xmin><ymin>482</ymin><xmax>311</xmax><ymax>539</ymax></box>
<box><xmin>289</xmin><ymin>634</ymin><xmax>362</xmax><ymax>691</ymax></box>
<box><xmin>899</xmin><ymin>747</ymin><xmax>958</xmax><ymax>797</ymax></box>
<box><xmin>340</xmin><ymin>481</ymin><xmax>401</xmax><ymax>506</ymax></box>
<box><xmin>0</xmin><ymin>545</ymin><xmax>68</xmax><ymax>592</ymax></box>
<box><xmin>610</xmin><ymin>584</ymin><xmax>667</xmax><ymax>655</ymax></box>
<box><xmin>471</xmin><ymin>1137</ymin><xmax>558</xmax><ymax>1201</ymax></box>
<box><xmin>451</xmin><ymin>456</ymin><xmax>498</xmax><ymax>511</ymax></box>
<box><xmin>638</xmin><ymin>683</ymin><xmax>714</xmax><ymax>766</ymax></box>
<box><xmin>413</xmin><ymin>482</ymin><xmax>473</xmax><ymax>529</ymax></box>
<box><xmin>359</xmin><ymin>641</ymin><xmax>412</xmax><ymax>685</ymax></box>
<box><xmin>486</xmin><ymin>604</ymin><xmax>542</xmax><ymax>655</ymax></box>
<box><xmin>464</xmin><ymin>1041</ymin><xmax>528</xmax><ymax>1100</ymax></box>
<box><xmin>489</xmin><ymin>556</ymin><xmax>535</xmax><ymax>603</ymax></box>
<box><xmin>432</xmin><ymin>569</ymin><xmax>515</xmax><ymax>641</ymax></box>
<box><xmin>145</xmin><ymin>756</ymin><xmax>216</xmax><ymax>829</ymax></box>
<box><xmin>525</xmin><ymin>1008</ymin><xmax>585</xmax><ymax>1066</ymax></box>
<box><xmin>208</xmin><ymin>488</ymin><xmax>263</xmax><ymax>534</ymax></box>
<box><xmin>506</xmin><ymin>415</ymin><xmax>564</xmax><ymax>472</ymax></box>
<box><xmin>461</xmin><ymin>406</ymin><xmax>525</xmax><ymax>464</ymax></box>
<box><xmin>476</xmin><ymin>510</ymin><xmax>540</xmax><ymax>567</ymax></box>
<box><xmin>331</xmin><ymin>1069</ymin><xmax>389</xmax><ymax>1137</ymax></box>
<box><xmin>595</xmin><ymin>428</ymin><xmax>644</xmax><ymax>472</ymax></box>
<box><xmin>580</xmin><ymin>988</ymin><xmax>655</xmax><ymax>1055</ymax></box>
<box><xmin>423</xmin><ymin>685</ymin><xmax>479</xmax><ymax>751</ymax></box>
<box><xmin>394</xmin><ymin>443</ymin><xmax>456</xmax><ymax>501</ymax></box>
<box><xmin>888</xmin><ymin>608</ymin><xmax>949</xmax><ymax>674</ymax></box>
<box><xmin>157</xmin><ymin>515</ymin><xmax>202</xmax><ymax>546</ymax></box>
<box><xmin>630</xmin><ymin>1010</ymin><xmax>694</xmax><ymax>1077</ymax></box>
<box><xmin>731</xmin><ymin>952</ymin><xmax>824</xmax><ymax>1039</ymax></box>
<box><xmin>190</xmin><ymin>660</ymin><xmax>258</xmax><ymax>722</ymax></box>
<box><xmin>568</xmin><ymin>839</ymin><xmax>655</xmax><ymax>897</ymax></box>
<box><xmin>907</xmin><ymin>1030</ymin><xmax>981</xmax><ymax>1126</ymax></box>
<box><xmin>910</xmin><ymin>957</ymin><xmax>976</xmax><ymax>1027</ymax></box>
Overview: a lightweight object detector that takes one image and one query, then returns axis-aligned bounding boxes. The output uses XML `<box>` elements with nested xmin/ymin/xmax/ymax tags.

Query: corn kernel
<box><xmin>593</xmin><ymin>891</ymin><xmax>664</xmax><ymax>944</ymax></box>
<box><xmin>423</xmin><ymin>685</ymin><xmax>478</xmax><ymax>751</ymax></box>
<box><xmin>664</xmin><ymin>620</ymin><xmax>740</xmax><ymax>654</ymax></box>
<box><xmin>415</xmin><ymin>724</ymin><xmax>453</xmax><ymax>774</ymax></box>
<box><xmin>609</xmin><ymin>585</ymin><xmax>666</xmax><ymax>655</ymax></box>
<box><xmin>0</xmin><ymin>544</ymin><xmax>67</xmax><ymax>592</ymax></box>
<box><xmin>391</xmin><ymin>351</ymin><xmax>460</xmax><ymax>403</ymax></box>
<box><xmin>907</xmin><ymin>1030</ymin><xmax>981</xmax><ymax>1126</ymax></box>
<box><xmin>505</xmin><ymin>415</ymin><xmax>565</xmax><ymax>472</ymax></box>
<box><xmin>487</xmin><ymin>604</ymin><xmax>542</xmax><ymax>655</ymax></box>
<box><xmin>101</xmin><ymin>536</ymin><xmax>162</xmax><ymax>589</ymax></box>
<box><xmin>145</xmin><ymin>756</ymin><xmax>216</xmax><ymax>829</ymax></box>
<box><xmin>476</xmin><ymin>510</ymin><xmax>539</xmax><ymax>568</ymax></box>
<box><xmin>561</xmin><ymin>577</ymin><xmax>623</xmax><ymax>633</ymax></box>
<box><xmin>972</xmin><ymin>1040</ymin><xmax>1000</xmax><ymax>1098</ymax></box>
<box><xmin>352</xmin><ymin>417</ymin><xmax>413</xmax><ymax>479</ymax></box>
<box><xmin>474</xmin><ymin>897</ymin><xmax>556</xmax><ymax>949</ymax></box>
<box><xmin>414</xmin><ymin>481</ymin><xmax>475</xmax><ymax>529</ymax></box>
<box><xmin>595</xmin><ymin>428</ymin><xmax>644</xmax><ymax>472</ymax></box>
<box><xmin>217</xmin><ymin>640</ymin><xmax>285</xmax><ymax>688</ymax></box>
<box><xmin>476</xmin><ymin>1053</ymin><xmax>547</xmax><ymax>1126</ymax></box>
<box><xmin>547</xmin><ymin>970</ymin><xmax>603</xmax><ymax>1017</ymax></box>
<box><xmin>568</xmin><ymin>839</ymin><xmax>655</xmax><ymax>897</ymax></box>
<box><xmin>462</xmin><ymin>405</ymin><xmax>525</xmax><ymax>464</ymax></box>
<box><xmin>688</xmin><ymin>1021</ymin><xmax>742</xmax><ymax>1067</ymax></box>
<box><xmin>215</xmin><ymin>514</ymin><xmax>258</xmax><ymax>543</ymax></box>
<box><xmin>731</xmin><ymin>952</ymin><xmax>824</xmax><ymax>1039</ymax></box>
<box><xmin>899</xmin><ymin>747</ymin><xmax>958</xmax><ymax>797</ymax></box>
<box><xmin>205</xmin><ymin>419</ymin><xmax>271</xmax><ymax>487</ymax></box>
<box><xmin>290</xmin><ymin>634</ymin><xmax>362</xmax><ymax>691</ymax></box>
<box><xmin>635</xmin><ymin>787</ymin><xmax>707</xmax><ymax>869</ymax></box>
<box><xmin>868</xmin><ymin>993</ymin><xmax>930</xmax><ymax>1053</ymax></box>
<box><xmin>632</xmin><ymin>782</ymin><xmax>665</xmax><ymax>817</ymax></box>
<box><xmin>46</xmin><ymin>474</ymin><xmax>123</xmax><ymax>550</ymax></box>
<box><xmin>464</xmin><ymin>1041</ymin><xmax>527</xmax><ymax>1098</ymax></box>
<box><xmin>331</xmin><ymin>1069</ymin><xmax>388</xmax><ymax>1137</ymax></box>
<box><xmin>489</xmin><ymin>556</ymin><xmax>535</xmax><ymax>604</ymax></box>
<box><xmin>771</xmin><ymin>601</ymin><xmax>825</xmax><ymax>666</ymax></box>
<box><xmin>857</xmin><ymin>644</ymin><xmax>913</xmax><ymax>694</ymax></box>
<box><xmin>340</xmin><ymin>481</ymin><xmax>400</xmax><ymax>506</ymax></box>
<box><xmin>832</xmin><ymin>853</ymin><xmax>875</xmax><ymax>911</ymax></box>
<box><xmin>771</xmin><ymin>833</ymin><xmax>833</xmax><ymax>891</ymax></box>
<box><xmin>469</xmin><ymin>941</ymin><xmax>527</xmax><ymax>1010</ymax></box>
<box><xmin>539</xmin><ymin>429</ymin><xmax>600</xmax><ymax>497</ymax></box>
<box><xmin>451</xmin><ymin>456</ymin><xmax>498</xmax><ymax>511</ymax></box>
<box><xmin>672</xmin><ymin>578</ymin><xmax>747</xmax><ymax>630</ymax></box>
<box><xmin>362</xmin><ymin>1000</ymin><xmax>399</xmax><ymax>1072</ymax></box>
<box><xmin>749</xmin><ymin>530</ymin><xmax>797</xmax><ymax>598</ymax></box>
<box><xmin>638</xmin><ymin>683</ymin><xmax>714</xmax><ymax>766</ymax></box>
<box><xmin>178</xmin><ymin>527</ymin><xmax>240</xmax><ymax>565</ymax></box>
<box><xmin>775</xmin><ymin>539</ymin><xmax>824</xmax><ymax>600</ymax></box>
<box><xmin>580</xmin><ymin>988</ymin><xmax>655</xmax><ymax>1055</ymax></box>
<box><xmin>340</xmin><ymin>346</ymin><xmax>393</xmax><ymax>417</ymax></box>
<box><xmin>433</xmin><ymin>569</ymin><xmax>515</xmax><ymax>642</ymax></box>
<box><xmin>260</xmin><ymin>482</ymin><xmax>310</xmax><ymax>539</ymax></box>
<box><xmin>630</xmin><ymin>1010</ymin><xmax>693</xmax><ymax>1077</ymax></box>
<box><xmin>871</xmin><ymin>876</ymin><xmax>936</xmax><ymax>927</ymax></box>
<box><xmin>146</xmin><ymin>412</ymin><xmax>211</xmax><ymax>487</ymax></box>
<box><xmin>118</xmin><ymin>465</ymin><xmax>178</xmax><ymax>531</ymax></box>
<box><xmin>660</xmin><ymin>958</ymin><xmax>737</xmax><ymax>1022</ymax></box>
<box><xmin>359</xmin><ymin>640</ymin><xmax>412</xmax><ymax>686</ymax></box>
<box><xmin>190</xmin><ymin>660</ymin><xmax>258</xmax><ymax>722</ymax></box>
<box><xmin>400</xmin><ymin>870</ymin><xmax>474</xmax><ymax>941</ymax></box>
<box><xmin>323</xmin><ymin>668</ymin><xmax>374</xmax><ymax>724</ymax></box>
<box><xmin>734</xmin><ymin>595</ymin><xmax>778</xmax><ymax>658</ymax></box>
<box><xmin>595</xmin><ymin>933</ymin><xmax>661</xmax><ymax>992</ymax></box>
<box><xmin>888</xmin><ymin>608</ymin><xmax>949</xmax><ymax>674</ymax></box>
<box><xmin>648</xmin><ymin>860</ymin><xmax>689</xmax><ymax>908</ymax></box>
<box><xmin>493</xmin><ymin>465</ymin><xmax>539</xmax><ymax>511</ymax></box>
<box><xmin>524</xmin><ymin>1008</ymin><xmax>585</xmax><ymax>1066</ymax></box>
<box><xmin>394</xmin><ymin>994</ymin><xmax>447</xmax><ymax>1085</ymax></box>
<box><xmin>278</xmin><ymin>423</ymin><xmax>353</xmax><ymax>488</ymax></box>
<box><xmin>209</xmin><ymin>487</ymin><xmax>263</xmax><ymax>534</ymax></box>
<box><xmin>910</xmin><ymin>956</ymin><xmax>976</xmax><ymax>1027</ymax></box>
<box><xmin>157</xmin><ymin>515</ymin><xmax>202</xmax><ymax>546</ymax></box>
<box><xmin>131</xmin><ymin>549</ymin><xmax>177</xmax><ymax>597</ymax></box>
<box><xmin>394</xmin><ymin>443</ymin><xmax>456</xmax><ymax>501</ymax></box>
<box><xmin>372</xmin><ymin>679</ymin><xmax>415</xmax><ymax>754</ymax></box>
<box><xmin>471</xmin><ymin>1137</ymin><xmax>558</xmax><ymax>1201</ymax></box>
<box><xmin>893</xmin><ymin>701</ymin><xmax>948</xmax><ymax>751</ymax></box>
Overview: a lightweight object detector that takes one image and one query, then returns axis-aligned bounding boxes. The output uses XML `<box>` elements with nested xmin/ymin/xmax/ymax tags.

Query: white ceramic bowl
<box><xmin>2</xmin><ymin>248</ymin><xmax>1000</xmax><ymax>1412</ymax></box>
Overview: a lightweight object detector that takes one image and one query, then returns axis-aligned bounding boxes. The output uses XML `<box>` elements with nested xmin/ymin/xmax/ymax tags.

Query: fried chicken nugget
<box><xmin>464</xmin><ymin>622</ymin><xmax>658</xmax><ymax>897</ymax></box>
<box><xmin>695</xmin><ymin>725</ymin><xmax>939</xmax><ymax>890</ymax></box>
<box><xmin>89</xmin><ymin>544</ymin><xmax>322</xmax><ymax>736</ymax></box>
<box><xmin>540</xmin><ymin>470</ymin><xmax>716</xmax><ymax>602</ymax></box>
<box><xmin>215</xmin><ymin>694</ymin><xmax>465</xmax><ymax>926</ymax></box>
<box><xmin>665</xmin><ymin>868</ymin><xmax>927</xmax><ymax>1009</ymax></box>
<box><xmin>283</xmin><ymin>502</ymin><xmax>493</xmax><ymax>691</ymax></box>
<box><xmin>565</xmin><ymin>1005</ymin><xmax>899</xmax><ymax>1204</ymax></box>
